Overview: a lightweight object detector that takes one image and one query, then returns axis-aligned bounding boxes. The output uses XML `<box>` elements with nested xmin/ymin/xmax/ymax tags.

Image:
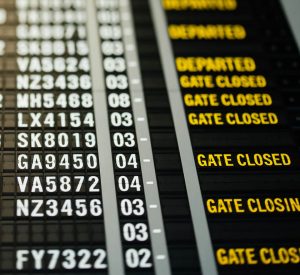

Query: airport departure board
<box><xmin>0</xmin><ymin>0</ymin><xmax>299</xmax><ymax>275</ymax></box>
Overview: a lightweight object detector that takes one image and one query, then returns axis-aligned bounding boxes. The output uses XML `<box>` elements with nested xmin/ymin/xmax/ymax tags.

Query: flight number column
<box><xmin>96</xmin><ymin>0</ymin><xmax>154</xmax><ymax>274</ymax></box>
<box><xmin>0</xmin><ymin>1</ymin><xmax>18</xmax><ymax>271</ymax></box>
<box><xmin>11</xmin><ymin>0</ymin><xmax>107</xmax><ymax>273</ymax></box>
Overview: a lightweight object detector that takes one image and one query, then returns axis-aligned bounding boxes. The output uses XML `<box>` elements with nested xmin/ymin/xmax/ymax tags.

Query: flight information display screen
<box><xmin>0</xmin><ymin>0</ymin><xmax>299</xmax><ymax>275</ymax></box>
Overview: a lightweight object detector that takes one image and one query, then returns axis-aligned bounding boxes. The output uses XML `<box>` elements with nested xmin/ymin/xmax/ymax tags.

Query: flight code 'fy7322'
<box><xmin>16</xmin><ymin>249</ymin><xmax>107</xmax><ymax>270</ymax></box>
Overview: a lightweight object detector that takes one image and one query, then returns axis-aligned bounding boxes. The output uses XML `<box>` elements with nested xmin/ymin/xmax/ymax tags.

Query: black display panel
<box><xmin>0</xmin><ymin>1</ymin><xmax>299</xmax><ymax>275</ymax></box>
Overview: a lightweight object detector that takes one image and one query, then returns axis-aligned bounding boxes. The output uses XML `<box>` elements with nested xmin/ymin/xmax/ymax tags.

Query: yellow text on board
<box><xmin>169</xmin><ymin>24</ymin><xmax>246</xmax><ymax>40</ymax></box>
<box><xmin>180</xmin><ymin>75</ymin><xmax>267</xmax><ymax>89</ymax></box>
<box><xmin>163</xmin><ymin>0</ymin><xmax>238</xmax><ymax>11</ymax></box>
<box><xmin>197</xmin><ymin>153</ymin><xmax>292</xmax><ymax>168</ymax></box>
<box><xmin>206</xmin><ymin>197</ymin><xmax>300</xmax><ymax>214</ymax></box>
<box><xmin>176</xmin><ymin>57</ymin><xmax>256</xmax><ymax>72</ymax></box>
<box><xmin>216</xmin><ymin>247</ymin><xmax>300</xmax><ymax>265</ymax></box>
<box><xmin>188</xmin><ymin>112</ymin><xmax>278</xmax><ymax>126</ymax></box>
<box><xmin>184</xmin><ymin>93</ymin><xmax>273</xmax><ymax>107</ymax></box>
